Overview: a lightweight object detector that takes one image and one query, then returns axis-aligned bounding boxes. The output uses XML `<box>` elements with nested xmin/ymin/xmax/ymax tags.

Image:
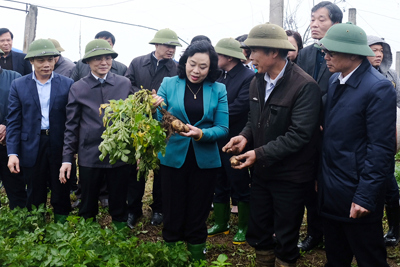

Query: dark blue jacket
<box><xmin>10</xmin><ymin>51</ymin><xmax>32</xmax><ymax>76</ymax></box>
<box><xmin>319</xmin><ymin>58</ymin><xmax>396</xmax><ymax>223</ymax></box>
<box><xmin>6</xmin><ymin>72</ymin><xmax>74</xmax><ymax>167</ymax></box>
<box><xmin>0</xmin><ymin>68</ymin><xmax>21</xmax><ymax>125</ymax></box>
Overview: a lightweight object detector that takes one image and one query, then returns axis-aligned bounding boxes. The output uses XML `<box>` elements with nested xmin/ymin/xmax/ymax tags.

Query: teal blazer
<box><xmin>157</xmin><ymin>76</ymin><xmax>229</xmax><ymax>169</ymax></box>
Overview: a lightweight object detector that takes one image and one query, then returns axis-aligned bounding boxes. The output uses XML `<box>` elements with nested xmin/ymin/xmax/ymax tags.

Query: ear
<box><xmin>271</xmin><ymin>49</ymin><xmax>280</xmax><ymax>59</ymax></box>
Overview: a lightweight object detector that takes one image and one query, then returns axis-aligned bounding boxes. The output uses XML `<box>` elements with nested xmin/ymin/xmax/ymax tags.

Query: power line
<box><xmin>0</xmin><ymin>4</ymin><xmax>25</xmax><ymax>12</ymax></box>
<box><xmin>1</xmin><ymin>0</ymin><xmax>189</xmax><ymax>45</ymax></box>
<box><xmin>45</xmin><ymin>0</ymin><xmax>135</xmax><ymax>9</ymax></box>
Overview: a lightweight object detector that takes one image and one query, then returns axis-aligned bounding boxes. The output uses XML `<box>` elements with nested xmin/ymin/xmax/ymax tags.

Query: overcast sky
<box><xmin>1</xmin><ymin>0</ymin><xmax>400</xmax><ymax>69</ymax></box>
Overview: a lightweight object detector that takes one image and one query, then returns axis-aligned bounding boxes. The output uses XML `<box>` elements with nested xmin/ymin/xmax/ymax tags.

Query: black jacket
<box><xmin>3</xmin><ymin>51</ymin><xmax>32</xmax><ymax>76</ymax></box>
<box><xmin>125</xmin><ymin>52</ymin><xmax>177</xmax><ymax>93</ymax></box>
<box><xmin>240</xmin><ymin>62</ymin><xmax>321</xmax><ymax>183</ymax></box>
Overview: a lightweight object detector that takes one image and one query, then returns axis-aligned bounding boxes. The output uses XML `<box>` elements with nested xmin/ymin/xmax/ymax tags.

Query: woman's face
<box><xmin>185</xmin><ymin>52</ymin><xmax>210</xmax><ymax>83</ymax></box>
<box><xmin>287</xmin><ymin>36</ymin><xmax>299</xmax><ymax>62</ymax></box>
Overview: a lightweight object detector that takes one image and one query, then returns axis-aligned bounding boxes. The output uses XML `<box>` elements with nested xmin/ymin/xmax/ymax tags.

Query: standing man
<box><xmin>0</xmin><ymin>48</ymin><xmax>26</xmax><ymax>209</ymax></box>
<box><xmin>0</xmin><ymin>28</ymin><xmax>32</xmax><ymax>76</ymax></box>
<box><xmin>70</xmin><ymin>31</ymin><xmax>127</xmax><ymax>82</ymax></box>
<box><xmin>223</xmin><ymin>23</ymin><xmax>321</xmax><ymax>266</ymax></box>
<box><xmin>124</xmin><ymin>28</ymin><xmax>181</xmax><ymax>227</ymax></box>
<box><xmin>49</xmin><ymin>38</ymin><xmax>75</xmax><ymax>78</ymax></box>
<box><xmin>59</xmin><ymin>39</ymin><xmax>133</xmax><ymax>229</ymax></box>
<box><xmin>296</xmin><ymin>1</ymin><xmax>343</xmax><ymax>251</ymax></box>
<box><xmin>367</xmin><ymin>35</ymin><xmax>400</xmax><ymax>246</ymax></box>
<box><xmin>207</xmin><ymin>38</ymin><xmax>254</xmax><ymax>244</ymax></box>
<box><xmin>7</xmin><ymin>39</ymin><xmax>73</xmax><ymax>222</ymax></box>
<box><xmin>317</xmin><ymin>22</ymin><xmax>395</xmax><ymax>267</ymax></box>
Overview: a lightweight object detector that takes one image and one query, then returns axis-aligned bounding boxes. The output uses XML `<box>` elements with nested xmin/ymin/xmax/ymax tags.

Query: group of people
<box><xmin>0</xmin><ymin>0</ymin><xmax>399</xmax><ymax>266</ymax></box>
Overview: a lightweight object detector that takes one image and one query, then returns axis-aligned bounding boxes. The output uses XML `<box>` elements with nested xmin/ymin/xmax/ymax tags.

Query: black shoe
<box><xmin>150</xmin><ymin>212</ymin><xmax>163</xmax><ymax>226</ymax></box>
<box><xmin>100</xmin><ymin>199</ymin><xmax>109</xmax><ymax>208</ymax></box>
<box><xmin>127</xmin><ymin>212</ymin><xmax>142</xmax><ymax>229</ymax></box>
<box><xmin>384</xmin><ymin>226</ymin><xmax>400</xmax><ymax>246</ymax></box>
<box><xmin>298</xmin><ymin>235</ymin><xmax>323</xmax><ymax>251</ymax></box>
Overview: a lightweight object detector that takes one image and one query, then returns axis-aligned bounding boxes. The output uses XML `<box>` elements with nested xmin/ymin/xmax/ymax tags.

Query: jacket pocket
<box><xmin>21</xmin><ymin>132</ymin><xmax>28</xmax><ymax>141</ymax></box>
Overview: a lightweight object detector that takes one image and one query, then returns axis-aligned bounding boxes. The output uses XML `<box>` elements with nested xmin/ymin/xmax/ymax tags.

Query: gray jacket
<box><xmin>54</xmin><ymin>55</ymin><xmax>75</xmax><ymax>78</ymax></box>
<box><xmin>367</xmin><ymin>35</ymin><xmax>400</xmax><ymax>108</ymax></box>
<box><xmin>70</xmin><ymin>59</ymin><xmax>127</xmax><ymax>82</ymax></box>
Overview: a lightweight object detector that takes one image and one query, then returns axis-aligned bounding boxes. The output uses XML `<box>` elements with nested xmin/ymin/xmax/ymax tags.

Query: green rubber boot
<box><xmin>187</xmin><ymin>243</ymin><xmax>206</xmax><ymax>261</ymax></box>
<box><xmin>233</xmin><ymin>202</ymin><xmax>250</xmax><ymax>244</ymax></box>
<box><xmin>112</xmin><ymin>221</ymin><xmax>128</xmax><ymax>230</ymax></box>
<box><xmin>207</xmin><ymin>202</ymin><xmax>230</xmax><ymax>237</ymax></box>
<box><xmin>54</xmin><ymin>214</ymin><xmax>68</xmax><ymax>224</ymax></box>
<box><xmin>165</xmin><ymin>241</ymin><xmax>177</xmax><ymax>248</ymax></box>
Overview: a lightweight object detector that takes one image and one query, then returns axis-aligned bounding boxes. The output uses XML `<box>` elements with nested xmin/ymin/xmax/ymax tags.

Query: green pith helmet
<box><xmin>82</xmin><ymin>39</ymin><xmax>118</xmax><ymax>64</ymax></box>
<box><xmin>243</xmin><ymin>23</ymin><xmax>295</xmax><ymax>51</ymax></box>
<box><xmin>0</xmin><ymin>48</ymin><xmax>3</xmax><ymax>55</ymax></box>
<box><xmin>48</xmin><ymin>38</ymin><xmax>65</xmax><ymax>52</ymax></box>
<box><xmin>24</xmin><ymin>39</ymin><xmax>60</xmax><ymax>60</ymax></box>
<box><xmin>215</xmin><ymin>38</ymin><xmax>246</xmax><ymax>60</ymax></box>
<box><xmin>316</xmin><ymin>22</ymin><xmax>375</xmax><ymax>57</ymax></box>
<box><xmin>149</xmin><ymin>28</ymin><xmax>182</xmax><ymax>47</ymax></box>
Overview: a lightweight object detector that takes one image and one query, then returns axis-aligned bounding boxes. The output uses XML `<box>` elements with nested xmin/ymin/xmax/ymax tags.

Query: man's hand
<box><xmin>59</xmin><ymin>163</ymin><xmax>72</xmax><ymax>184</ymax></box>
<box><xmin>0</xmin><ymin>124</ymin><xmax>6</xmax><ymax>144</ymax></box>
<box><xmin>222</xmin><ymin>135</ymin><xmax>248</xmax><ymax>155</ymax></box>
<box><xmin>231</xmin><ymin>150</ymin><xmax>256</xmax><ymax>169</ymax></box>
<box><xmin>8</xmin><ymin>155</ymin><xmax>20</xmax><ymax>173</ymax></box>
<box><xmin>350</xmin><ymin>202</ymin><xmax>370</xmax><ymax>219</ymax></box>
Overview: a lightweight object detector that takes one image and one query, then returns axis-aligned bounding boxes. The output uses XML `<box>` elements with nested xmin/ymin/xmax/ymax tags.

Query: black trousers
<box><xmin>385</xmin><ymin>160</ymin><xmax>399</xmax><ymax>206</ymax></box>
<box><xmin>246</xmin><ymin>178</ymin><xmax>312</xmax><ymax>263</ymax></box>
<box><xmin>79</xmin><ymin>165</ymin><xmax>129</xmax><ymax>222</ymax></box>
<box><xmin>161</xmin><ymin>145</ymin><xmax>217</xmax><ymax>244</ymax></box>
<box><xmin>323</xmin><ymin>218</ymin><xmax>389</xmax><ymax>267</ymax></box>
<box><xmin>127</xmin><ymin>167</ymin><xmax>162</xmax><ymax>214</ymax></box>
<box><xmin>213</xmin><ymin>151</ymin><xmax>251</xmax><ymax>203</ymax></box>
<box><xmin>304</xmin><ymin>181</ymin><xmax>323</xmax><ymax>238</ymax></box>
<box><xmin>22</xmin><ymin>135</ymin><xmax>71</xmax><ymax>215</ymax></box>
<box><xmin>0</xmin><ymin>145</ymin><xmax>26</xmax><ymax>209</ymax></box>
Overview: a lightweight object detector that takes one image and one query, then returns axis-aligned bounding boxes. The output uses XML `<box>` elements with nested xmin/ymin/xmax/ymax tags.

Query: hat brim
<box><xmin>243</xmin><ymin>38</ymin><xmax>295</xmax><ymax>51</ymax></box>
<box><xmin>318</xmin><ymin>37</ymin><xmax>375</xmax><ymax>57</ymax></box>
<box><xmin>215</xmin><ymin>47</ymin><xmax>246</xmax><ymax>60</ymax></box>
<box><xmin>82</xmin><ymin>51</ymin><xmax>118</xmax><ymax>64</ymax></box>
<box><xmin>24</xmin><ymin>51</ymin><xmax>61</xmax><ymax>60</ymax></box>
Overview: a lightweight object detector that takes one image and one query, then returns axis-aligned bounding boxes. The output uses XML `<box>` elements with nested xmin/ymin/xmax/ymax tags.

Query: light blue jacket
<box><xmin>157</xmin><ymin>76</ymin><xmax>229</xmax><ymax>169</ymax></box>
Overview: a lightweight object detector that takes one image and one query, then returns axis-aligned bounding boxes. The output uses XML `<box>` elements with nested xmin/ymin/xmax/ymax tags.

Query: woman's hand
<box><xmin>151</xmin><ymin>89</ymin><xmax>164</xmax><ymax>109</ymax></box>
<box><xmin>179</xmin><ymin>124</ymin><xmax>203</xmax><ymax>140</ymax></box>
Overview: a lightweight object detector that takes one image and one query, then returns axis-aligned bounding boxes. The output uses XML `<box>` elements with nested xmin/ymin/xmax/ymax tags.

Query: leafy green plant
<box><xmin>210</xmin><ymin>254</ymin><xmax>232</xmax><ymax>267</ymax></box>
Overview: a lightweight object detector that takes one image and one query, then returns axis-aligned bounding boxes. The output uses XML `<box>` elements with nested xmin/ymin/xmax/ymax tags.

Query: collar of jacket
<box><xmin>340</xmin><ymin>57</ymin><xmax>371</xmax><ymax>89</ymax></box>
<box><xmin>255</xmin><ymin>60</ymin><xmax>293</xmax><ymax>88</ymax></box>
<box><xmin>225</xmin><ymin>61</ymin><xmax>246</xmax><ymax>78</ymax></box>
<box><xmin>142</xmin><ymin>52</ymin><xmax>175</xmax><ymax>71</ymax></box>
<box><xmin>86</xmin><ymin>72</ymin><xmax>117</xmax><ymax>89</ymax></box>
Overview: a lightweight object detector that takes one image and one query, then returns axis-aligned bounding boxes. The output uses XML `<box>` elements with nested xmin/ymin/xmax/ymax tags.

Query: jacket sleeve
<box><xmin>352</xmin><ymin>79</ymin><xmax>396</xmax><ymax>212</ymax></box>
<box><xmin>228</xmin><ymin>74</ymin><xmax>252</xmax><ymax>124</ymax></box>
<box><xmin>62</xmin><ymin>86</ymin><xmax>82</xmax><ymax>163</ymax></box>
<box><xmin>6</xmin><ymin>80</ymin><xmax>22</xmax><ymax>155</ymax></box>
<box><xmin>125</xmin><ymin>60</ymin><xmax>141</xmax><ymax>93</ymax></box>
<box><xmin>254</xmin><ymin>82</ymin><xmax>321</xmax><ymax>167</ymax></box>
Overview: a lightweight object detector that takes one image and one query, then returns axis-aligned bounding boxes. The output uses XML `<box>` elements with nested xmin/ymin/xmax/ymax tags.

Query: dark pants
<box><xmin>323</xmin><ymin>218</ymin><xmax>389</xmax><ymax>267</ymax></box>
<box><xmin>127</xmin><ymin>168</ymin><xmax>162</xmax><ymax>215</ymax></box>
<box><xmin>161</xmin><ymin>145</ymin><xmax>217</xmax><ymax>244</ymax></box>
<box><xmin>213</xmin><ymin>151</ymin><xmax>251</xmax><ymax>204</ymax></box>
<box><xmin>79</xmin><ymin>165</ymin><xmax>129</xmax><ymax>222</ymax></box>
<box><xmin>246</xmin><ymin>178</ymin><xmax>312</xmax><ymax>263</ymax></box>
<box><xmin>22</xmin><ymin>135</ymin><xmax>71</xmax><ymax>215</ymax></box>
<box><xmin>385</xmin><ymin>172</ymin><xmax>399</xmax><ymax>206</ymax></box>
<box><xmin>304</xmin><ymin>182</ymin><xmax>323</xmax><ymax>238</ymax></box>
<box><xmin>0</xmin><ymin>145</ymin><xmax>26</xmax><ymax>209</ymax></box>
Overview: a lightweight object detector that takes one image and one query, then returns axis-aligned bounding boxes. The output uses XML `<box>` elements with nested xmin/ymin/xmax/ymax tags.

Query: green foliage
<box><xmin>0</xmin><ymin>206</ymin><xmax>193</xmax><ymax>266</ymax></box>
<box><xmin>395</xmin><ymin>162</ymin><xmax>400</xmax><ymax>187</ymax></box>
<box><xmin>98</xmin><ymin>89</ymin><xmax>166</xmax><ymax>180</ymax></box>
<box><xmin>210</xmin><ymin>254</ymin><xmax>232</xmax><ymax>267</ymax></box>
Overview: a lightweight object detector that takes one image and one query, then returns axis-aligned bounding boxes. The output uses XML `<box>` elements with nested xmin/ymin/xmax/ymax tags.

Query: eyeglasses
<box><xmin>316</xmin><ymin>41</ymin><xmax>336</xmax><ymax>57</ymax></box>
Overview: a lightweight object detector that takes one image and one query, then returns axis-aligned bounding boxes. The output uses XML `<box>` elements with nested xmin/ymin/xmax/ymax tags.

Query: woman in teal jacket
<box><xmin>157</xmin><ymin>40</ymin><xmax>229</xmax><ymax>261</ymax></box>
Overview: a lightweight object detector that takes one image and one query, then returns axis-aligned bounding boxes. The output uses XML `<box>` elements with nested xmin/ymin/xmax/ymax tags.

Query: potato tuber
<box><xmin>171</xmin><ymin>119</ymin><xmax>190</xmax><ymax>133</ymax></box>
<box><xmin>230</xmin><ymin>156</ymin><xmax>241</xmax><ymax>167</ymax></box>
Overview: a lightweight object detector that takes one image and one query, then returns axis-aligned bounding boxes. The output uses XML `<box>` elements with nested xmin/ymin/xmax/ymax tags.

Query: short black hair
<box><xmin>0</xmin><ymin>28</ymin><xmax>13</xmax><ymax>39</ymax></box>
<box><xmin>235</xmin><ymin>34</ymin><xmax>248</xmax><ymax>43</ymax></box>
<box><xmin>190</xmin><ymin>35</ymin><xmax>212</xmax><ymax>45</ymax></box>
<box><xmin>312</xmin><ymin>1</ymin><xmax>343</xmax><ymax>24</ymax></box>
<box><xmin>94</xmin><ymin>31</ymin><xmax>115</xmax><ymax>45</ymax></box>
<box><xmin>285</xmin><ymin>30</ymin><xmax>303</xmax><ymax>51</ymax></box>
<box><xmin>178</xmin><ymin>40</ymin><xmax>220</xmax><ymax>83</ymax></box>
<box><xmin>261</xmin><ymin>47</ymin><xmax>288</xmax><ymax>60</ymax></box>
<box><xmin>235</xmin><ymin>34</ymin><xmax>251</xmax><ymax>59</ymax></box>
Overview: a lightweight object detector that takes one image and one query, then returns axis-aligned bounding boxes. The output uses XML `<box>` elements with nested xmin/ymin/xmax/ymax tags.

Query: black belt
<box><xmin>41</xmin><ymin>129</ymin><xmax>50</xmax><ymax>135</ymax></box>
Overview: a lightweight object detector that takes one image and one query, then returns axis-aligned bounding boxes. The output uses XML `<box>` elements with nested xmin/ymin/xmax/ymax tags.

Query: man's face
<box><xmin>324</xmin><ymin>51</ymin><xmax>354</xmax><ymax>76</ymax></box>
<box><xmin>250</xmin><ymin>48</ymin><xmax>274</xmax><ymax>74</ymax></box>
<box><xmin>0</xmin><ymin>32</ymin><xmax>13</xmax><ymax>55</ymax></box>
<box><xmin>98</xmin><ymin>37</ymin><xmax>114</xmax><ymax>47</ymax></box>
<box><xmin>30</xmin><ymin>56</ymin><xmax>55</xmax><ymax>78</ymax></box>
<box><xmin>217</xmin><ymin>54</ymin><xmax>229</xmax><ymax>70</ymax></box>
<box><xmin>155</xmin><ymin>44</ymin><xmax>176</xmax><ymax>60</ymax></box>
<box><xmin>310</xmin><ymin>7</ymin><xmax>333</xmax><ymax>40</ymax></box>
<box><xmin>367</xmin><ymin>44</ymin><xmax>384</xmax><ymax>67</ymax></box>
<box><xmin>87</xmin><ymin>55</ymin><xmax>112</xmax><ymax>78</ymax></box>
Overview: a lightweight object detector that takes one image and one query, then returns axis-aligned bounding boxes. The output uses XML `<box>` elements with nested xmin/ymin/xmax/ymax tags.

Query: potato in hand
<box><xmin>171</xmin><ymin>119</ymin><xmax>190</xmax><ymax>133</ymax></box>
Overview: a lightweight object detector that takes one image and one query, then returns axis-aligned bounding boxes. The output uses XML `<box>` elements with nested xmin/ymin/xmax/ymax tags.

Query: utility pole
<box><xmin>270</xmin><ymin>0</ymin><xmax>284</xmax><ymax>27</ymax></box>
<box><xmin>348</xmin><ymin>8</ymin><xmax>356</xmax><ymax>25</ymax></box>
<box><xmin>23</xmin><ymin>5</ymin><xmax>38</xmax><ymax>53</ymax></box>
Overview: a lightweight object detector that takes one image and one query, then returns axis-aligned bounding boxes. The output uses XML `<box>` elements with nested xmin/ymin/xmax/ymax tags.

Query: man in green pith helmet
<box><xmin>7</xmin><ymin>39</ymin><xmax>74</xmax><ymax>223</ymax></box>
<box><xmin>317</xmin><ymin>22</ymin><xmax>395</xmax><ymax>267</ymax></box>
<box><xmin>222</xmin><ymin>23</ymin><xmax>321</xmax><ymax>266</ymax></box>
<box><xmin>207</xmin><ymin>37</ymin><xmax>254</xmax><ymax>245</ymax></box>
<box><xmin>59</xmin><ymin>39</ymin><xmax>135</xmax><ymax>230</ymax></box>
<box><xmin>124</xmin><ymin>28</ymin><xmax>182</xmax><ymax>228</ymax></box>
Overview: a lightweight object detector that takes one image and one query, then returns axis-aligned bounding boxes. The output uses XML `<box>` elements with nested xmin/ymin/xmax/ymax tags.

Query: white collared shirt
<box><xmin>264</xmin><ymin>60</ymin><xmax>288</xmax><ymax>102</ymax></box>
<box><xmin>338</xmin><ymin>63</ymin><xmax>361</xmax><ymax>84</ymax></box>
<box><xmin>32</xmin><ymin>72</ymin><xmax>54</xmax><ymax>130</ymax></box>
